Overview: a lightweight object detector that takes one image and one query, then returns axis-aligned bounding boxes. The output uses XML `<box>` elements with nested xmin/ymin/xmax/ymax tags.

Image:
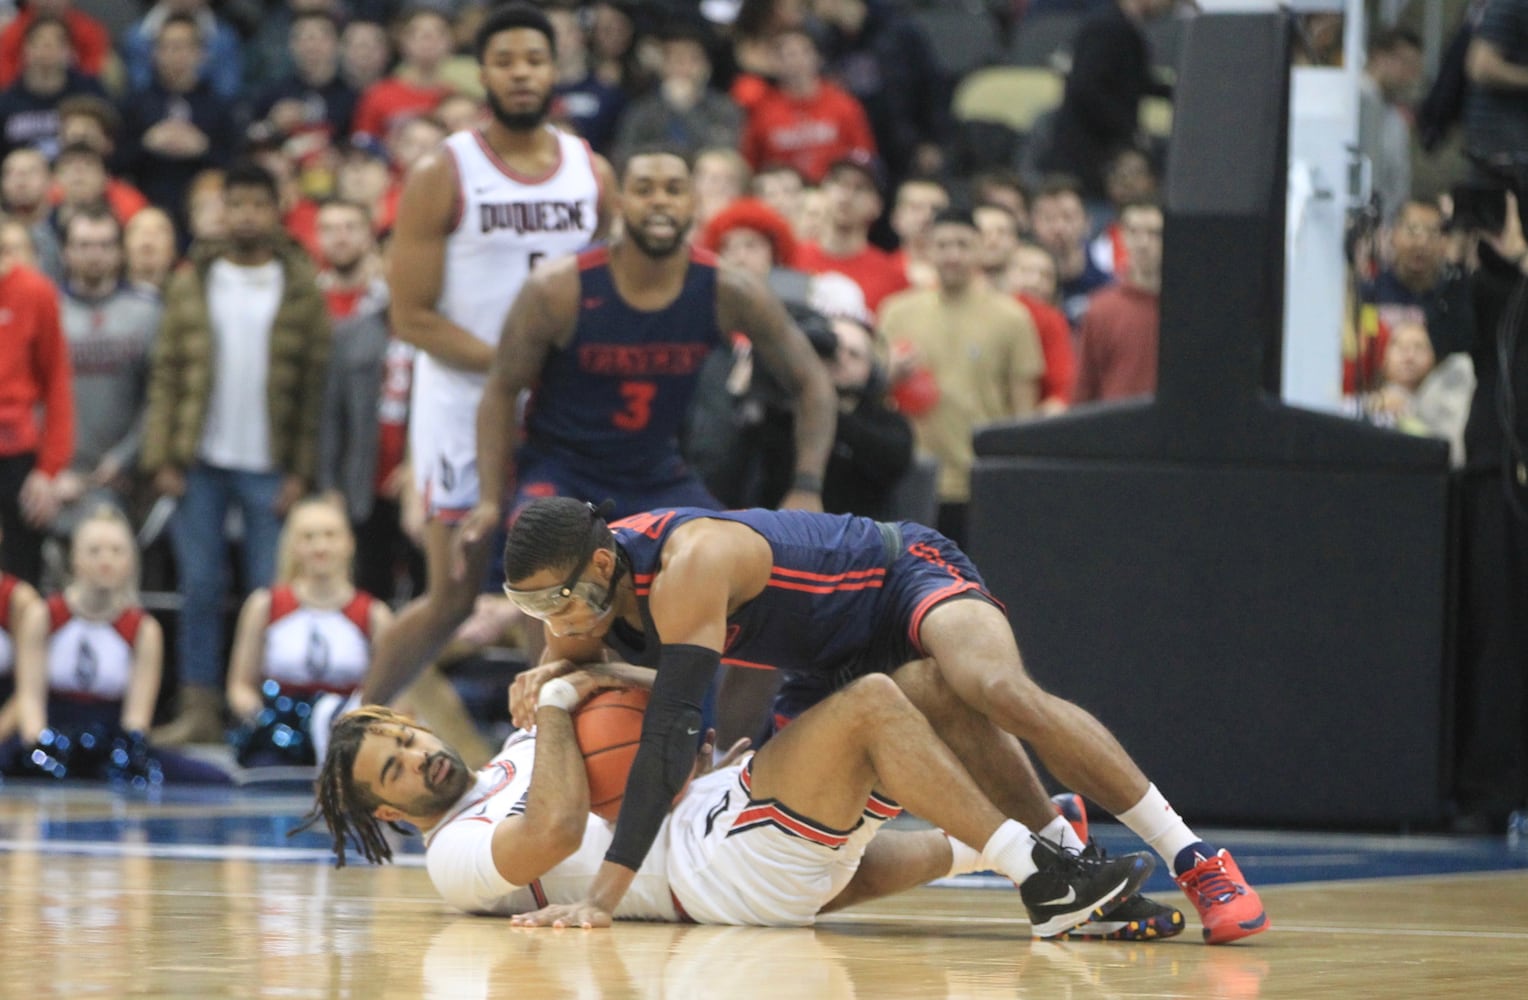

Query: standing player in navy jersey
<box><xmin>352</xmin><ymin>146</ymin><xmax>836</xmax><ymax>712</ymax></box>
<box><xmin>498</xmin><ymin>499</ymin><xmax>1269</xmax><ymax>945</ymax></box>
<box><xmin>459</xmin><ymin>146</ymin><xmax>836</xmax><ymax>541</ymax></box>
<box><xmin>364</xmin><ymin>3</ymin><xmax>618</xmax><ymax>710</ymax></box>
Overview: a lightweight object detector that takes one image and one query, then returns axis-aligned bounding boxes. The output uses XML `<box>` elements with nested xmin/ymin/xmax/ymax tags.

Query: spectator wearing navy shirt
<box><xmin>0</xmin><ymin>14</ymin><xmax>106</xmax><ymax>162</ymax></box>
<box><xmin>251</xmin><ymin>10</ymin><xmax>359</xmax><ymax>145</ymax></box>
<box><xmin>119</xmin><ymin>13</ymin><xmax>238</xmax><ymax>235</ymax></box>
<box><xmin>1362</xmin><ymin>199</ymin><xmax>1474</xmax><ymax>359</ymax></box>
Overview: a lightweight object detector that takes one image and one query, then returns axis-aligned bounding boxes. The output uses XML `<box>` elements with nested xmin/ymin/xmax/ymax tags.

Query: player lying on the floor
<box><xmin>304</xmin><ymin>663</ymin><xmax>1154</xmax><ymax>933</ymax></box>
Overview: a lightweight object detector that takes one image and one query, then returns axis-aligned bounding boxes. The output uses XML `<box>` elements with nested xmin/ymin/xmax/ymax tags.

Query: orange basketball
<box><xmin>574</xmin><ymin>688</ymin><xmax>692</xmax><ymax>822</ymax></box>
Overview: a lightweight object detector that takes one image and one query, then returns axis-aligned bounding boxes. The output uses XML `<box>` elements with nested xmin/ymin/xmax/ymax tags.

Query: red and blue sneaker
<box><xmin>1174</xmin><ymin>848</ymin><xmax>1269</xmax><ymax>944</ymax></box>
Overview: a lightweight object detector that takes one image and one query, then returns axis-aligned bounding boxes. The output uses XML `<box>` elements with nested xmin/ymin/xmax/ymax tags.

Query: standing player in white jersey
<box><xmin>370</xmin><ymin>3</ymin><xmax>616</xmax><ymax>697</ymax></box>
<box><xmin>307</xmin><ymin>662</ymin><xmax>1153</xmax><ymax>934</ymax></box>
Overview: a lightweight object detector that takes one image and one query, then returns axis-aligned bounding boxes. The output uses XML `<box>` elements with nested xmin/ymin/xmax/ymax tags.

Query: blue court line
<box><xmin>2</xmin><ymin>783</ymin><xmax>1525</xmax><ymax>886</ymax></box>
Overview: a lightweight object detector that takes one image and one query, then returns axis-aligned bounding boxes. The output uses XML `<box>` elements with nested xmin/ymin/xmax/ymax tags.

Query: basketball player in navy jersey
<box><xmin>365</xmin><ymin>3</ymin><xmax>617</xmax><ymax>709</ymax></box>
<box><xmin>498</xmin><ymin>499</ymin><xmax>1269</xmax><ymax>945</ymax></box>
<box><xmin>452</xmin><ymin>146</ymin><xmax>837</xmax><ymax>568</ymax></box>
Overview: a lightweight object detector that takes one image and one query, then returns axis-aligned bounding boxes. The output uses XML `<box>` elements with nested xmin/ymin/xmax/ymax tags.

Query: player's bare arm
<box><xmin>388</xmin><ymin>150</ymin><xmax>497</xmax><ymax>373</ymax></box>
<box><xmin>591</xmin><ymin>154</ymin><xmax>619</xmax><ymax>240</ymax></box>
<box><xmin>486</xmin><ymin>704</ymin><xmax>589</xmax><ymax>885</ymax></box>
<box><xmin>454</xmin><ymin>257</ymin><xmax>581</xmax><ymax>577</ymax></box>
<box><xmin>715</xmin><ymin>266</ymin><xmax>838</xmax><ymax>511</ymax></box>
<box><xmin>528</xmin><ymin>521</ymin><xmax>772</xmax><ymax>925</ymax></box>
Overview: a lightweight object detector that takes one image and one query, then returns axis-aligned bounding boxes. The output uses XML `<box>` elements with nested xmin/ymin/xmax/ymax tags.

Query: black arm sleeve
<box><xmin>604</xmin><ymin>643</ymin><xmax>719</xmax><ymax>871</ymax></box>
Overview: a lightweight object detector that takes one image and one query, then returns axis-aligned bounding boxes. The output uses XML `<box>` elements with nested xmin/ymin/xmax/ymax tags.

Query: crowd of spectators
<box><xmin>0</xmin><ymin>0</ymin><xmax>1524</xmax><ymax>821</ymax></box>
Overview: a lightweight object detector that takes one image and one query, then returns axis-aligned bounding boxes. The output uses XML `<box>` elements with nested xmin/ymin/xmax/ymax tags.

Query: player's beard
<box><xmin>409</xmin><ymin>748</ymin><xmax>472</xmax><ymax>815</ymax></box>
<box><xmin>485</xmin><ymin>87</ymin><xmax>552</xmax><ymax>132</ymax></box>
<box><xmin>624</xmin><ymin>215</ymin><xmax>693</xmax><ymax>259</ymax></box>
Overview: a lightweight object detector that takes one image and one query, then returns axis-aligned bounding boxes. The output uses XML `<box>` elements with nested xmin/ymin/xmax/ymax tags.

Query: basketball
<box><xmin>574</xmin><ymin>687</ymin><xmax>691</xmax><ymax>822</ymax></box>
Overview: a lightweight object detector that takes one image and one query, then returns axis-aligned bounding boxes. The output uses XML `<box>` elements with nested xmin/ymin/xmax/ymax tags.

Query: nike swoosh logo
<box><xmin>1038</xmin><ymin>886</ymin><xmax>1077</xmax><ymax>906</ymax></box>
<box><xmin>686</xmin><ymin>727</ymin><xmax>701</xmax><ymax>735</ymax></box>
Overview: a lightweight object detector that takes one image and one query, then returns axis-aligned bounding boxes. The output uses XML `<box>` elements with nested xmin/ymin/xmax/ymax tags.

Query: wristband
<box><xmin>791</xmin><ymin>471</ymin><xmax>824</xmax><ymax>494</ymax></box>
<box><xmin>536</xmin><ymin>677</ymin><xmax>581</xmax><ymax>713</ymax></box>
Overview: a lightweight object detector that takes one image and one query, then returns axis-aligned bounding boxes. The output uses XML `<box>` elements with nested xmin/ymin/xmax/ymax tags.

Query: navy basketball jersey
<box><xmin>608</xmin><ymin>508</ymin><xmax>909</xmax><ymax>681</ymax></box>
<box><xmin>521</xmin><ymin>247</ymin><xmax>723</xmax><ymax>485</ymax></box>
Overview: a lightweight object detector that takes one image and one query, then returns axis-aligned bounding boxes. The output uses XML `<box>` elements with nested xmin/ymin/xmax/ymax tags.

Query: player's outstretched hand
<box><xmin>510</xmin><ymin>899</ymin><xmax>613</xmax><ymax>929</ymax></box>
<box><xmin>451</xmin><ymin>501</ymin><xmax>501</xmax><ymax>582</ymax></box>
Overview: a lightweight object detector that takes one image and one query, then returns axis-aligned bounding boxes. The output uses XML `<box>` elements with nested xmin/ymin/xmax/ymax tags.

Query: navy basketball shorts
<box><xmin>771</xmin><ymin>522</ymin><xmax>1004</xmax><ymax>728</ymax></box>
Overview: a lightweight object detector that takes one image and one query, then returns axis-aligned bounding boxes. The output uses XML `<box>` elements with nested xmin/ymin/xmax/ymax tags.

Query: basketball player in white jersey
<box><xmin>308</xmin><ymin>661</ymin><xmax>1153</xmax><ymax>934</ymax></box>
<box><xmin>370</xmin><ymin>2</ymin><xmax>616</xmax><ymax>701</ymax></box>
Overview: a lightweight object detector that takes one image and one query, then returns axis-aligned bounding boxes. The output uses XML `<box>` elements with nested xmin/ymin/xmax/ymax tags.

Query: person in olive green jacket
<box><xmin>141</xmin><ymin>161</ymin><xmax>331</xmax><ymax>744</ymax></box>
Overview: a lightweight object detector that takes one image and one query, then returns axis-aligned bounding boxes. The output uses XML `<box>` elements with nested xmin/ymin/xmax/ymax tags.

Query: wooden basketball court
<box><xmin>2</xmin><ymin>785</ymin><xmax>1525</xmax><ymax>998</ymax></box>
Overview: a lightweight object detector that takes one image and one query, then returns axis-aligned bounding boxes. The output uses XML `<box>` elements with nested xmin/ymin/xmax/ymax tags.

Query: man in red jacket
<box><xmin>0</xmin><ymin>219</ymin><xmax>73</xmax><ymax>583</ymax></box>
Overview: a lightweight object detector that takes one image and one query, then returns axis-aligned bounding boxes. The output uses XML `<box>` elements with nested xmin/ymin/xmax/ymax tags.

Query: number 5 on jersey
<box><xmin>613</xmin><ymin>380</ymin><xmax>657</xmax><ymax>430</ymax></box>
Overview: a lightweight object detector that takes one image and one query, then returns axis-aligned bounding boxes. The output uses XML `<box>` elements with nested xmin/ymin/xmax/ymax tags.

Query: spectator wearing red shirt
<box><xmin>794</xmin><ymin>154</ymin><xmax>907</xmax><ymax>317</ymax></box>
<box><xmin>740</xmin><ymin>26</ymin><xmax>876</xmax><ymax>184</ymax></box>
<box><xmin>351</xmin><ymin>8</ymin><xmax>455</xmax><ymax>140</ymax></box>
<box><xmin>0</xmin><ymin>218</ymin><xmax>73</xmax><ymax>584</ymax></box>
<box><xmin>0</xmin><ymin>0</ymin><xmax>111</xmax><ymax>88</ymax></box>
<box><xmin>1007</xmin><ymin>240</ymin><xmax>1077</xmax><ymax>413</ymax></box>
<box><xmin>1074</xmin><ymin>201</ymin><xmax>1163</xmax><ymax>403</ymax></box>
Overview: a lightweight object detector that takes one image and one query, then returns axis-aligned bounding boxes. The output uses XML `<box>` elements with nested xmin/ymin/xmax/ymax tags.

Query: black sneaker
<box><xmin>1050</xmin><ymin>843</ymin><xmax>1187</xmax><ymax>941</ymax></box>
<box><xmin>1020</xmin><ymin>838</ymin><xmax>1155</xmax><ymax>938</ymax></box>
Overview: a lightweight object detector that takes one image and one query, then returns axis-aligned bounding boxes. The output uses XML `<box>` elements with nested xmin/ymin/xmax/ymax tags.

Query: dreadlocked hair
<box><xmin>289</xmin><ymin>705</ymin><xmax>434</xmax><ymax>867</ymax></box>
<box><xmin>503</xmin><ymin>497</ymin><xmax>615</xmax><ymax>585</ymax></box>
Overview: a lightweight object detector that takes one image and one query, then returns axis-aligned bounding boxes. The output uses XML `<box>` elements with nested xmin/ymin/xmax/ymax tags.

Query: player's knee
<box><xmin>841</xmin><ymin>673</ymin><xmax>913</xmax><ymax>723</ymax></box>
<box><xmin>973</xmin><ymin>671</ymin><xmax>1049</xmax><ymax>732</ymax></box>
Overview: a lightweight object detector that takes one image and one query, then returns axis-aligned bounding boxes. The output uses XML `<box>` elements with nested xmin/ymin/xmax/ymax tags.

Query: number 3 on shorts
<box><xmin>613</xmin><ymin>380</ymin><xmax>656</xmax><ymax>430</ymax></box>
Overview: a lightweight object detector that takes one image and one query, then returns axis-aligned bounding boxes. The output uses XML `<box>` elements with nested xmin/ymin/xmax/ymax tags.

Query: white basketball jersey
<box><xmin>262</xmin><ymin>587</ymin><xmax>373</xmax><ymax>695</ymax></box>
<box><xmin>424</xmin><ymin>730</ymin><xmax>679</xmax><ymax>920</ymax></box>
<box><xmin>416</xmin><ymin>127</ymin><xmax>601</xmax><ymax>399</ymax></box>
<box><xmin>47</xmin><ymin>603</ymin><xmax>138</xmax><ymax>700</ymax></box>
<box><xmin>263</xmin><ymin>610</ymin><xmax>370</xmax><ymax>692</ymax></box>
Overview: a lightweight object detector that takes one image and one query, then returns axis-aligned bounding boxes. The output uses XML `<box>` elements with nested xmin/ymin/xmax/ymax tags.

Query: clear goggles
<box><xmin>503</xmin><ymin>576</ymin><xmax>609</xmax><ymax>620</ymax></box>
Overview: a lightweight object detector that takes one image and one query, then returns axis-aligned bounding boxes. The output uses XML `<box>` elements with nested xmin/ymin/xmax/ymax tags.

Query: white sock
<box><xmin>944</xmin><ymin>833</ymin><xmax>985</xmax><ymax>877</ymax></box>
<box><xmin>980</xmin><ymin>819</ymin><xmax>1039</xmax><ymax>885</ymax></box>
<box><xmin>1038</xmin><ymin>814</ymin><xmax>1086</xmax><ymax>853</ymax></box>
<box><xmin>1116</xmin><ymin>783</ymin><xmax>1201</xmax><ymax>868</ymax></box>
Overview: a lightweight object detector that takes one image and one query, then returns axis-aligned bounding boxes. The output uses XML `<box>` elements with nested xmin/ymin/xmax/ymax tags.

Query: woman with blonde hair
<box><xmin>5</xmin><ymin>506</ymin><xmax>227</xmax><ymax>783</ymax></box>
<box><xmin>227</xmin><ymin>496</ymin><xmax>391</xmax><ymax>767</ymax></box>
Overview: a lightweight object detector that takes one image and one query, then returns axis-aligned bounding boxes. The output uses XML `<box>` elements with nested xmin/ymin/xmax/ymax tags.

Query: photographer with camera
<box><xmin>691</xmin><ymin>197</ymin><xmax>910</xmax><ymax>518</ymax></box>
<box><xmin>1454</xmin><ymin>181</ymin><xmax>1528</xmax><ymax>835</ymax></box>
<box><xmin>1448</xmin><ymin>0</ymin><xmax>1528</xmax><ymax>835</ymax></box>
